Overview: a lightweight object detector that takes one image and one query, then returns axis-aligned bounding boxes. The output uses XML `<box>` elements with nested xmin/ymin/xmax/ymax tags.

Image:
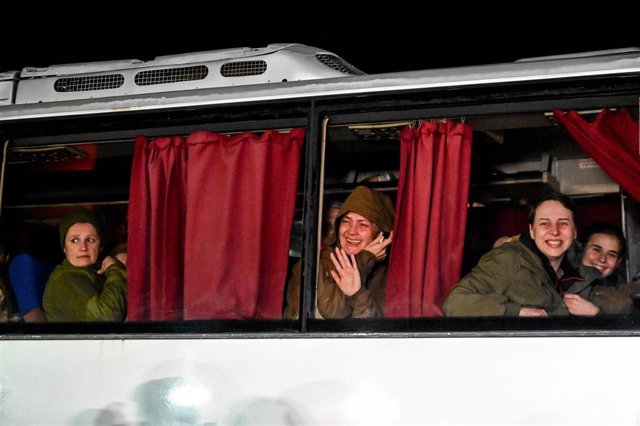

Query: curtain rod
<box><xmin>544</xmin><ymin>108</ymin><xmax>617</xmax><ymax>117</ymax></box>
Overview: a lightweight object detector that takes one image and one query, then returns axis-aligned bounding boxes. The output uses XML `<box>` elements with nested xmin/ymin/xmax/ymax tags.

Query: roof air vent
<box><xmin>54</xmin><ymin>74</ymin><xmax>125</xmax><ymax>92</ymax></box>
<box><xmin>315</xmin><ymin>54</ymin><xmax>357</xmax><ymax>75</ymax></box>
<box><xmin>135</xmin><ymin>65</ymin><xmax>209</xmax><ymax>86</ymax></box>
<box><xmin>220</xmin><ymin>60</ymin><xmax>267</xmax><ymax>77</ymax></box>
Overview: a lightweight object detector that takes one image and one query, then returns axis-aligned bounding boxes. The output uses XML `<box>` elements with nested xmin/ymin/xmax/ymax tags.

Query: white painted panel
<box><xmin>1</xmin><ymin>337</ymin><xmax>639</xmax><ymax>425</ymax></box>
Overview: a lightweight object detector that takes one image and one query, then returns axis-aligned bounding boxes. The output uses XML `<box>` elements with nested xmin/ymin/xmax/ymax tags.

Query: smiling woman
<box><xmin>284</xmin><ymin>186</ymin><xmax>394</xmax><ymax>319</ymax></box>
<box><xmin>580</xmin><ymin>222</ymin><xmax>626</xmax><ymax>282</ymax></box>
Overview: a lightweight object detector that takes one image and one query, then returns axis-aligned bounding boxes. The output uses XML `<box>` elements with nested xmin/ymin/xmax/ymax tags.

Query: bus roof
<box><xmin>0</xmin><ymin>47</ymin><xmax>638</xmax><ymax>123</ymax></box>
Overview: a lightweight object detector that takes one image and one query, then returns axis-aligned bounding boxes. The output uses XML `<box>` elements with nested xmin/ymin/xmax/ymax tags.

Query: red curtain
<box><xmin>385</xmin><ymin>121</ymin><xmax>473</xmax><ymax>317</ymax></box>
<box><xmin>128</xmin><ymin>136</ymin><xmax>186</xmax><ymax>321</ymax></box>
<box><xmin>128</xmin><ymin>129</ymin><xmax>305</xmax><ymax>320</ymax></box>
<box><xmin>553</xmin><ymin>108</ymin><xmax>640</xmax><ymax>202</ymax></box>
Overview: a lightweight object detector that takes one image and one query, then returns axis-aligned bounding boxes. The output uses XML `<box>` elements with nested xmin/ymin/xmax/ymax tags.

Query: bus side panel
<box><xmin>1</xmin><ymin>337</ymin><xmax>639</xmax><ymax>425</ymax></box>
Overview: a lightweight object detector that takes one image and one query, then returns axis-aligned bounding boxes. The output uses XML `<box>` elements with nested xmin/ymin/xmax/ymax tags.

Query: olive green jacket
<box><xmin>444</xmin><ymin>239</ymin><xmax>595</xmax><ymax>317</ymax></box>
<box><xmin>43</xmin><ymin>259</ymin><xmax>127</xmax><ymax>321</ymax></box>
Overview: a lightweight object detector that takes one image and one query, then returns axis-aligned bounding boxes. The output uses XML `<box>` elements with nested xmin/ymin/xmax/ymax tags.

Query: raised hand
<box><xmin>363</xmin><ymin>231</ymin><xmax>394</xmax><ymax>261</ymax></box>
<box><xmin>330</xmin><ymin>247</ymin><xmax>361</xmax><ymax>296</ymax></box>
<box><xmin>97</xmin><ymin>255</ymin><xmax>118</xmax><ymax>275</ymax></box>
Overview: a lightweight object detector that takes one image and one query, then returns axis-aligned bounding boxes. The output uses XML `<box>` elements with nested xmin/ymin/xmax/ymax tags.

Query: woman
<box><xmin>581</xmin><ymin>223</ymin><xmax>640</xmax><ymax>314</ymax></box>
<box><xmin>579</xmin><ymin>223</ymin><xmax>626</xmax><ymax>286</ymax></box>
<box><xmin>444</xmin><ymin>193</ymin><xmax>600</xmax><ymax>317</ymax></box>
<box><xmin>284</xmin><ymin>186</ymin><xmax>394</xmax><ymax>319</ymax></box>
<box><xmin>42</xmin><ymin>209</ymin><xmax>127</xmax><ymax>321</ymax></box>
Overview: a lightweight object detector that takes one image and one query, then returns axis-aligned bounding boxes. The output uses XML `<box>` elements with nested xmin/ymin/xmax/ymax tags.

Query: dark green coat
<box><xmin>43</xmin><ymin>259</ymin><xmax>127</xmax><ymax>321</ymax></box>
<box><xmin>444</xmin><ymin>239</ymin><xmax>596</xmax><ymax>317</ymax></box>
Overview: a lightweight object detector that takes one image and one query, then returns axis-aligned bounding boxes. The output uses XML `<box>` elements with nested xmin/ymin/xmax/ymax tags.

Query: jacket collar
<box><xmin>519</xmin><ymin>231</ymin><xmax>583</xmax><ymax>291</ymax></box>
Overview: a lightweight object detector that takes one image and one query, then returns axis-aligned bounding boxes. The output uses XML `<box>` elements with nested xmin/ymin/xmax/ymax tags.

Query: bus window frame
<box><xmin>1</xmin><ymin>74</ymin><xmax>639</xmax><ymax>338</ymax></box>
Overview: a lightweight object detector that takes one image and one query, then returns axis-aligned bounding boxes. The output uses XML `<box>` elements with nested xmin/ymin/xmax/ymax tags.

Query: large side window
<box><xmin>0</xmin><ymin>126</ymin><xmax>307</xmax><ymax>324</ymax></box>
<box><xmin>0</xmin><ymin>140</ymin><xmax>131</xmax><ymax>322</ymax></box>
<box><xmin>313</xmin><ymin>104</ymin><xmax>639</xmax><ymax>322</ymax></box>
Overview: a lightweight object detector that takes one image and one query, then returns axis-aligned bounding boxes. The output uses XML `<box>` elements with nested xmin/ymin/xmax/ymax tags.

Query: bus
<box><xmin>0</xmin><ymin>44</ymin><xmax>639</xmax><ymax>425</ymax></box>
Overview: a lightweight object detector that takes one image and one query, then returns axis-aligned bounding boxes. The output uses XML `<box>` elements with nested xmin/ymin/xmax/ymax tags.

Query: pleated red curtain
<box><xmin>128</xmin><ymin>129</ymin><xmax>305</xmax><ymax>320</ymax></box>
<box><xmin>182</xmin><ymin>130</ymin><xmax>304</xmax><ymax>319</ymax></box>
<box><xmin>385</xmin><ymin>121</ymin><xmax>473</xmax><ymax>317</ymax></box>
<box><xmin>553</xmin><ymin>108</ymin><xmax>640</xmax><ymax>201</ymax></box>
<box><xmin>128</xmin><ymin>135</ymin><xmax>186</xmax><ymax>321</ymax></box>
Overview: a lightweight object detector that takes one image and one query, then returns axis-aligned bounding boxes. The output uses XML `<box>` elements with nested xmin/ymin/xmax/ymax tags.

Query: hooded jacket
<box><xmin>284</xmin><ymin>186</ymin><xmax>394</xmax><ymax>319</ymax></box>
<box><xmin>444</xmin><ymin>232</ymin><xmax>598</xmax><ymax>317</ymax></box>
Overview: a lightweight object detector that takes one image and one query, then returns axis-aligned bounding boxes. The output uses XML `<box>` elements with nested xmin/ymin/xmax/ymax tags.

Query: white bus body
<box><xmin>1</xmin><ymin>45</ymin><xmax>639</xmax><ymax>425</ymax></box>
<box><xmin>3</xmin><ymin>336</ymin><xmax>640</xmax><ymax>425</ymax></box>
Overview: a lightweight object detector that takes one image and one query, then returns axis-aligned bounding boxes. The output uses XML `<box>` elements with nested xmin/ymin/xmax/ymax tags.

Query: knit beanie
<box><xmin>59</xmin><ymin>209</ymin><xmax>105</xmax><ymax>248</ymax></box>
<box><xmin>335</xmin><ymin>186</ymin><xmax>395</xmax><ymax>238</ymax></box>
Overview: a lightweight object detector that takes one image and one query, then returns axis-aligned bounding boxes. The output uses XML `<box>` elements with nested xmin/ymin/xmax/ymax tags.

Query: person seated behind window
<box><xmin>492</xmin><ymin>235</ymin><xmax>514</xmax><ymax>249</ymax></box>
<box><xmin>580</xmin><ymin>222</ymin><xmax>640</xmax><ymax>314</ymax></box>
<box><xmin>10</xmin><ymin>253</ymin><xmax>56</xmax><ymax>322</ymax></box>
<box><xmin>8</xmin><ymin>223</ymin><xmax>59</xmax><ymax>322</ymax></box>
<box><xmin>578</xmin><ymin>222</ymin><xmax>625</xmax><ymax>287</ymax></box>
<box><xmin>43</xmin><ymin>209</ymin><xmax>127</xmax><ymax>322</ymax></box>
<box><xmin>284</xmin><ymin>186</ymin><xmax>394</xmax><ymax>319</ymax></box>
<box><xmin>444</xmin><ymin>193</ymin><xmax>602</xmax><ymax>317</ymax></box>
<box><xmin>321</xmin><ymin>199</ymin><xmax>343</xmax><ymax>250</ymax></box>
<box><xmin>109</xmin><ymin>243</ymin><xmax>128</xmax><ymax>266</ymax></box>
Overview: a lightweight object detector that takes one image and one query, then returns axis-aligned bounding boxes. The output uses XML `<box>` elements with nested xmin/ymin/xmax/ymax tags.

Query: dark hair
<box><xmin>528</xmin><ymin>192</ymin><xmax>577</xmax><ymax>225</ymax></box>
<box><xmin>581</xmin><ymin>222</ymin><xmax>627</xmax><ymax>260</ymax></box>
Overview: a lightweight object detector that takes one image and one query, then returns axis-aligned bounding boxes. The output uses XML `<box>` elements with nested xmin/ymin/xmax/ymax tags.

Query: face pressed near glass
<box><xmin>64</xmin><ymin>222</ymin><xmax>101</xmax><ymax>267</ymax></box>
<box><xmin>338</xmin><ymin>212</ymin><xmax>376</xmax><ymax>256</ymax></box>
<box><xmin>582</xmin><ymin>232</ymin><xmax>622</xmax><ymax>278</ymax></box>
<box><xmin>529</xmin><ymin>200</ymin><xmax>577</xmax><ymax>270</ymax></box>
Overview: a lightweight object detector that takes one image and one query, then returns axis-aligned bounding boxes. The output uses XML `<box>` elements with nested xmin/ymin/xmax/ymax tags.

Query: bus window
<box><xmin>311</xmin><ymin>106</ymin><xmax>639</xmax><ymax>321</ymax></box>
<box><xmin>304</xmin><ymin>122</ymin><xmax>401</xmax><ymax>319</ymax></box>
<box><xmin>1</xmin><ymin>128</ymin><xmax>307</xmax><ymax>324</ymax></box>
<box><xmin>464</xmin><ymin>111</ymin><xmax>626</xmax><ymax>275</ymax></box>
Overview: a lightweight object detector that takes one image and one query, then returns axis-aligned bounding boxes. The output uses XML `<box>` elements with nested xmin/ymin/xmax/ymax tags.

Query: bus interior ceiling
<box><xmin>325</xmin><ymin>124</ymin><xmax>402</xmax><ymax>190</ymax></box>
<box><xmin>323</xmin><ymin>108</ymin><xmax>631</xmax><ymax>200</ymax></box>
